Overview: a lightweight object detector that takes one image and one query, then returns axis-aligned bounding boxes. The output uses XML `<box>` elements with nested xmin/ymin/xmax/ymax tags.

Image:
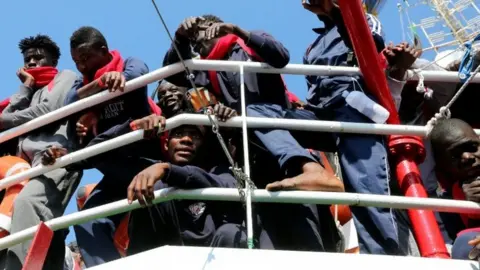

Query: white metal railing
<box><xmin>0</xmin><ymin>114</ymin><xmax>469</xmax><ymax>192</ymax></box>
<box><xmin>1</xmin><ymin>59</ymin><xmax>479</xmax><ymax>145</ymax></box>
<box><xmin>0</xmin><ymin>187</ymin><xmax>479</xmax><ymax>251</ymax></box>
<box><xmin>0</xmin><ymin>60</ymin><xmax>479</xmax><ymax>252</ymax></box>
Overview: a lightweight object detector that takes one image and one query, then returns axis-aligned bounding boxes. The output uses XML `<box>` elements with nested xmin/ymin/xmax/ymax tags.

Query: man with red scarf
<box><xmin>2</xmin><ymin>35</ymin><xmax>83</xmax><ymax>270</ymax></box>
<box><xmin>430</xmin><ymin>118</ymin><xmax>480</xmax><ymax>260</ymax></box>
<box><xmin>62</xmin><ymin>26</ymin><xmax>153</xmax><ymax>267</ymax></box>
<box><xmin>163</xmin><ymin>14</ymin><xmax>344</xmax><ymax>252</ymax></box>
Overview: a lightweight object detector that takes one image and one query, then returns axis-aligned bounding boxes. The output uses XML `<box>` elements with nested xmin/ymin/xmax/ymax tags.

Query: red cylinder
<box><xmin>337</xmin><ymin>0</ymin><xmax>449</xmax><ymax>258</ymax></box>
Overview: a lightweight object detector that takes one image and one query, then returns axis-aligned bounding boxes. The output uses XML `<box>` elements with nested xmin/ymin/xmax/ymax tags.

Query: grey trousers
<box><xmin>3</xmin><ymin>168</ymin><xmax>82</xmax><ymax>270</ymax></box>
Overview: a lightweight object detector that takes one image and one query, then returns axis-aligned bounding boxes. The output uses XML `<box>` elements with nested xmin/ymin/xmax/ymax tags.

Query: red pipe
<box><xmin>337</xmin><ymin>0</ymin><xmax>450</xmax><ymax>258</ymax></box>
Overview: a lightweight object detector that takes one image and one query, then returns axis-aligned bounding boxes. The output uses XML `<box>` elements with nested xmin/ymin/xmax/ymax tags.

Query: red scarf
<box><xmin>83</xmin><ymin>50</ymin><xmax>124</xmax><ymax>85</ymax></box>
<box><xmin>202</xmin><ymin>35</ymin><xmax>293</xmax><ymax>101</ymax></box>
<box><xmin>25</xmin><ymin>67</ymin><xmax>58</xmax><ymax>89</ymax></box>
<box><xmin>0</xmin><ymin>98</ymin><xmax>10</xmax><ymax>114</ymax></box>
<box><xmin>202</xmin><ymin>34</ymin><xmax>239</xmax><ymax>96</ymax></box>
<box><xmin>437</xmin><ymin>170</ymin><xmax>480</xmax><ymax>227</ymax></box>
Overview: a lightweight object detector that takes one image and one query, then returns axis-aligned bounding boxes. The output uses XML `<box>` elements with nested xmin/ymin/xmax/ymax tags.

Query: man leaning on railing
<box><xmin>0</xmin><ymin>35</ymin><xmax>83</xmax><ymax>270</ymax></box>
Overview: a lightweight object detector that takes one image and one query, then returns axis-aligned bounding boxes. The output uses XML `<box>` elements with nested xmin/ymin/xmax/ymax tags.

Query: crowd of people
<box><xmin>0</xmin><ymin>0</ymin><xmax>478</xmax><ymax>269</ymax></box>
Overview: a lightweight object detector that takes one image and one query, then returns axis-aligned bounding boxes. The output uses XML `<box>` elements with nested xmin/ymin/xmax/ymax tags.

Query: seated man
<box><xmin>126</xmin><ymin>124</ymin><xmax>244</xmax><ymax>253</ymax></box>
<box><xmin>430</xmin><ymin>118</ymin><xmax>480</xmax><ymax>260</ymax></box>
<box><xmin>164</xmin><ymin>14</ymin><xmax>346</xmax><ymax>251</ymax></box>
<box><xmin>164</xmin><ymin>14</ymin><xmax>328</xmax><ymax>181</ymax></box>
<box><xmin>1</xmin><ymin>35</ymin><xmax>82</xmax><ymax>270</ymax></box>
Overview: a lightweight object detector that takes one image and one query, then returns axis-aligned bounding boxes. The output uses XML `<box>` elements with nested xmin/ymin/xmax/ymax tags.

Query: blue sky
<box><xmin>0</xmin><ymin>1</ymin><xmax>433</xmax><ymax>243</ymax></box>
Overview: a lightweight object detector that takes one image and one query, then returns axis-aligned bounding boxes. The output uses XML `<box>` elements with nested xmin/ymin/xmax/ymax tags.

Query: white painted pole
<box><xmin>0</xmin><ymin>188</ymin><xmax>479</xmax><ymax>251</ymax></box>
<box><xmin>239</xmin><ymin>66</ymin><xmax>254</xmax><ymax>249</ymax></box>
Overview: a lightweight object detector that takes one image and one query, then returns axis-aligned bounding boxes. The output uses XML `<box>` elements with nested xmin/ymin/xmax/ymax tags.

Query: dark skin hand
<box><xmin>463</xmin><ymin>179</ymin><xmax>480</xmax><ymax>203</ymax></box>
<box><xmin>76</xmin><ymin>111</ymin><xmax>99</xmax><ymax>145</ymax></box>
<box><xmin>212</xmin><ymin>104</ymin><xmax>237</xmax><ymax>122</ymax></box>
<box><xmin>41</xmin><ymin>146</ymin><xmax>68</xmax><ymax>165</ymax></box>
<box><xmin>16</xmin><ymin>68</ymin><xmax>35</xmax><ymax>88</ymax></box>
<box><xmin>130</xmin><ymin>114</ymin><xmax>167</xmax><ymax>139</ymax></box>
<box><xmin>127</xmin><ymin>162</ymin><xmax>170</xmax><ymax>205</ymax></box>
<box><xmin>176</xmin><ymin>16</ymin><xmax>206</xmax><ymax>40</ymax></box>
<box><xmin>384</xmin><ymin>42</ymin><xmax>422</xmax><ymax>80</ymax></box>
<box><xmin>203</xmin><ymin>23</ymin><xmax>250</xmax><ymax>41</ymax></box>
<box><xmin>468</xmin><ymin>235</ymin><xmax>480</xmax><ymax>260</ymax></box>
<box><xmin>98</xmin><ymin>71</ymin><xmax>126</xmax><ymax>92</ymax></box>
<box><xmin>291</xmin><ymin>100</ymin><xmax>306</xmax><ymax>110</ymax></box>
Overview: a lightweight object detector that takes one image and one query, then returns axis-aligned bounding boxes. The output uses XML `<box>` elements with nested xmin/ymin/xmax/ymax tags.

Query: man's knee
<box><xmin>452</xmin><ymin>231</ymin><xmax>478</xmax><ymax>260</ymax></box>
<box><xmin>246</xmin><ymin>103</ymin><xmax>282</xmax><ymax>118</ymax></box>
<box><xmin>212</xmin><ymin>224</ymin><xmax>246</xmax><ymax>248</ymax></box>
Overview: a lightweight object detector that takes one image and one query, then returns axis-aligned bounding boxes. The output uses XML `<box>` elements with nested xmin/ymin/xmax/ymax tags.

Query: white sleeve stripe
<box><xmin>366</xmin><ymin>13</ymin><xmax>382</xmax><ymax>36</ymax></box>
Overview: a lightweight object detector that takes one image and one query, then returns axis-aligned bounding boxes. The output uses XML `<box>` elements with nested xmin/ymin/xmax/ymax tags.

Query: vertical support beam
<box><xmin>337</xmin><ymin>0</ymin><xmax>450</xmax><ymax>258</ymax></box>
<box><xmin>239</xmin><ymin>65</ymin><xmax>255</xmax><ymax>249</ymax></box>
<box><xmin>22</xmin><ymin>222</ymin><xmax>53</xmax><ymax>270</ymax></box>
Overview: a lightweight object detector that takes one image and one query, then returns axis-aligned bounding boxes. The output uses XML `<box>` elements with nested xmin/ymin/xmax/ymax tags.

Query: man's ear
<box><xmin>163</xmin><ymin>140</ymin><xmax>169</xmax><ymax>153</ymax></box>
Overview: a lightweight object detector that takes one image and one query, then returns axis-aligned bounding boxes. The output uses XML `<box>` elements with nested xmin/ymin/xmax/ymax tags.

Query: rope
<box><xmin>425</xmin><ymin>64</ymin><xmax>480</xmax><ymax>137</ymax></box>
<box><xmin>413</xmin><ymin>69</ymin><xmax>433</xmax><ymax>99</ymax></box>
<box><xmin>397</xmin><ymin>2</ymin><xmax>407</xmax><ymax>43</ymax></box>
<box><xmin>150</xmin><ymin>0</ymin><xmax>255</xmax><ymax>202</ymax></box>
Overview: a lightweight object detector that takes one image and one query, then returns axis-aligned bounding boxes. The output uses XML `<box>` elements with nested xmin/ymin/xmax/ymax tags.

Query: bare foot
<box><xmin>266</xmin><ymin>162</ymin><xmax>344</xmax><ymax>192</ymax></box>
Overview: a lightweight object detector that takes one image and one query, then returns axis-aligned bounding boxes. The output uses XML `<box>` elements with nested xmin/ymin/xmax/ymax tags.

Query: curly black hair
<box><xmin>18</xmin><ymin>35</ymin><xmax>61</xmax><ymax>66</ymax></box>
<box><xmin>70</xmin><ymin>26</ymin><xmax>108</xmax><ymax>50</ymax></box>
<box><xmin>201</xmin><ymin>14</ymin><xmax>223</xmax><ymax>24</ymax></box>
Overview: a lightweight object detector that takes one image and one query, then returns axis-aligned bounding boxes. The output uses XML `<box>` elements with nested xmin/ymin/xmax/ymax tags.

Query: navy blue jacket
<box><xmin>160</xmin><ymin>164</ymin><xmax>243</xmax><ymax>245</ymax></box>
<box><xmin>164</xmin><ymin>164</ymin><xmax>237</xmax><ymax>189</ymax></box>
<box><xmin>163</xmin><ymin>31</ymin><xmax>291</xmax><ymax>111</ymax></box>
<box><xmin>65</xmin><ymin>57</ymin><xmax>151</xmax><ymax>135</ymax></box>
<box><xmin>304</xmin><ymin>13</ymin><xmax>385</xmax><ymax>110</ymax></box>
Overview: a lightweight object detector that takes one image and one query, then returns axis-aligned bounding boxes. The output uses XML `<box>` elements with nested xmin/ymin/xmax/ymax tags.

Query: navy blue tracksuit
<box><xmin>302</xmin><ymin>13</ymin><xmax>399</xmax><ymax>255</ymax></box>
<box><xmin>127</xmin><ymin>164</ymin><xmax>245</xmax><ymax>254</ymax></box>
<box><xmin>70</xmin><ymin>122</ymin><xmax>162</xmax><ymax>267</ymax></box>
<box><xmin>64</xmin><ymin>57</ymin><xmax>154</xmax><ymax>267</ymax></box>
<box><xmin>163</xmin><ymin>31</ymin><xmax>318</xmax><ymax>177</ymax></box>
<box><xmin>163</xmin><ymin>32</ymin><xmax>335</xmax><ymax>250</ymax></box>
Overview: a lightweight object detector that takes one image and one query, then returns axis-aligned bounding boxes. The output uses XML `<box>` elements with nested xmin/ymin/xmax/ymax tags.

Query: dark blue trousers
<box><xmin>247</xmin><ymin>103</ymin><xmax>399</xmax><ymax>255</ymax></box>
<box><xmin>127</xmin><ymin>181</ymin><xmax>247</xmax><ymax>255</ymax></box>
<box><xmin>74</xmin><ymin>157</ymin><xmax>156</xmax><ymax>267</ymax></box>
<box><xmin>452</xmin><ymin>230</ymin><xmax>479</xmax><ymax>260</ymax></box>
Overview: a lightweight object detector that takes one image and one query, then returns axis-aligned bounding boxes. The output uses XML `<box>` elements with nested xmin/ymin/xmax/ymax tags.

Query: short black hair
<box><xmin>70</xmin><ymin>26</ymin><xmax>108</xmax><ymax>49</ymax></box>
<box><xmin>201</xmin><ymin>14</ymin><xmax>223</xmax><ymax>24</ymax></box>
<box><xmin>18</xmin><ymin>35</ymin><xmax>61</xmax><ymax>66</ymax></box>
<box><xmin>430</xmin><ymin>118</ymin><xmax>473</xmax><ymax>157</ymax></box>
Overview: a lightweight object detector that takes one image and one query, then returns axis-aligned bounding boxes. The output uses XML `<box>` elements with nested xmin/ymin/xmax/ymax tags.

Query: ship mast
<box><xmin>399</xmin><ymin>0</ymin><xmax>480</xmax><ymax>54</ymax></box>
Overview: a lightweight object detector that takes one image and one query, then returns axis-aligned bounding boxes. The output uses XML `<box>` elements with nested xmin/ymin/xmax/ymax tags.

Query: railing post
<box><xmin>337</xmin><ymin>0</ymin><xmax>450</xmax><ymax>258</ymax></box>
<box><xmin>239</xmin><ymin>65</ymin><xmax>255</xmax><ymax>249</ymax></box>
<box><xmin>22</xmin><ymin>222</ymin><xmax>53</xmax><ymax>270</ymax></box>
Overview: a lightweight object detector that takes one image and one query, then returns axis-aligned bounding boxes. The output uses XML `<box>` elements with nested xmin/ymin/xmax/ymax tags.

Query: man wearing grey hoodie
<box><xmin>1</xmin><ymin>35</ymin><xmax>83</xmax><ymax>270</ymax></box>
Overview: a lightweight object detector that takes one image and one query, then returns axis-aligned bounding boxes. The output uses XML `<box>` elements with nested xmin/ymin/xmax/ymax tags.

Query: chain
<box><xmin>150</xmin><ymin>0</ymin><xmax>253</xmax><ymax>204</ymax></box>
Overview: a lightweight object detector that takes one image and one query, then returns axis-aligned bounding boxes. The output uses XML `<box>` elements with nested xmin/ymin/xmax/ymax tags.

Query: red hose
<box><xmin>337</xmin><ymin>0</ymin><xmax>450</xmax><ymax>258</ymax></box>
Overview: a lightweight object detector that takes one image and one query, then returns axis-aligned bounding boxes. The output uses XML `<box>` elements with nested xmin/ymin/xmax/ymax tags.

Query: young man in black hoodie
<box><xmin>126</xmin><ymin>123</ymin><xmax>244</xmax><ymax>253</ymax></box>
